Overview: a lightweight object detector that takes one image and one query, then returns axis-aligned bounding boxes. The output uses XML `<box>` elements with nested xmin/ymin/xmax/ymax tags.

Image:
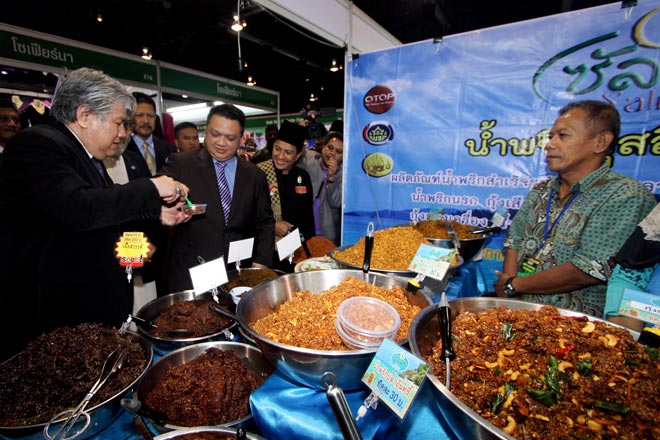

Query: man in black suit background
<box><xmin>161</xmin><ymin>104</ymin><xmax>275</xmax><ymax>291</ymax></box>
<box><xmin>126</xmin><ymin>92</ymin><xmax>176</xmax><ymax>175</ymax></box>
<box><xmin>0</xmin><ymin>68</ymin><xmax>191</xmax><ymax>360</ymax></box>
<box><xmin>125</xmin><ymin>92</ymin><xmax>177</xmax><ymax>296</ymax></box>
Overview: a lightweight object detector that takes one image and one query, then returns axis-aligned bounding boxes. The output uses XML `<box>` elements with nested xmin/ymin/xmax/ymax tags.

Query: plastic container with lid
<box><xmin>335</xmin><ymin>296</ymin><xmax>401</xmax><ymax>350</ymax></box>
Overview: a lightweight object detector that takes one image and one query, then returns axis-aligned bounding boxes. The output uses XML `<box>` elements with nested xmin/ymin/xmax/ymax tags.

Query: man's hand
<box><xmin>151</xmin><ymin>175</ymin><xmax>190</xmax><ymax>204</ymax></box>
<box><xmin>275</xmin><ymin>220</ymin><xmax>294</xmax><ymax>237</ymax></box>
<box><xmin>160</xmin><ymin>201</ymin><xmax>192</xmax><ymax>226</ymax></box>
<box><xmin>494</xmin><ymin>270</ymin><xmax>516</xmax><ymax>297</ymax></box>
<box><xmin>326</xmin><ymin>156</ymin><xmax>338</xmax><ymax>179</ymax></box>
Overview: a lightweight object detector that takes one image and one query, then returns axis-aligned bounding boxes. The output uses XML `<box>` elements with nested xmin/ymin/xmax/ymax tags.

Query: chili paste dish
<box><xmin>427</xmin><ymin>305</ymin><xmax>660</xmax><ymax>440</ymax></box>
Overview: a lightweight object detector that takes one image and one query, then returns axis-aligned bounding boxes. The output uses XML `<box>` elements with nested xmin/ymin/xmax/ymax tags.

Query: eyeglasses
<box><xmin>0</xmin><ymin>115</ymin><xmax>20</xmax><ymax>124</ymax></box>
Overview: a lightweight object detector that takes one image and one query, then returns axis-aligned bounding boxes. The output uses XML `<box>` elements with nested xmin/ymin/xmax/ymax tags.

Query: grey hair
<box><xmin>51</xmin><ymin>68</ymin><xmax>135</xmax><ymax>124</ymax></box>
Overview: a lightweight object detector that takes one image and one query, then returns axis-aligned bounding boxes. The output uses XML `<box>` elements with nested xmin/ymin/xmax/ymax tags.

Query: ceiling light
<box><xmin>141</xmin><ymin>47</ymin><xmax>152</xmax><ymax>60</ymax></box>
<box><xmin>96</xmin><ymin>14</ymin><xmax>103</xmax><ymax>23</ymax></box>
<box><xmin>330</xmin><ymin>59</ymin><xmax>339</xmax><ymax>72</ymax></box>
<box><xmin>231</xmin><ymin>15</ymin><xmax>243</xmax><ymax>32</ymax></box>
<box><xmin>181</xmin><ymin>94</ymin><xmax>188</xmax><ymax>99</ymax></box>
<box><xmin>247</xmin><ymin>76</ymin><xmax>256</xmax><ymax>86</ymax></box>
<box><xmin>309</xmin><ymin>93</ymin><xmax>317</xmax><ymax>102</ymax></box>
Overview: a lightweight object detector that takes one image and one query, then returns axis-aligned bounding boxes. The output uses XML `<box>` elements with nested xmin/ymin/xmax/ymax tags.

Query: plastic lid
<box><xmin>335</xmin><ymin>296</ymin><xmax>400</xmax><ymax>349</ymax></box>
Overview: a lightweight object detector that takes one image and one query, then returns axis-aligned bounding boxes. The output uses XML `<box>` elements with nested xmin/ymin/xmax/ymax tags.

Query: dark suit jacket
<box><xmin>0</xmin><ymin>121</ymin><xmax>162</xmax><ymax>360</ymax></box>
<box><xmin>161</xmin><ymin>149</ymin><xmax>275</xmax><ymax>291</ymax></box>
<box><xmin>117</xmin><ymin>149</ymin><xmax>169</xmax><ymax>288</ymax></box>
<box><xmin>126</xmin><ymin>135</ymin><xmax>176</xmax><ymax>174</ymax></box>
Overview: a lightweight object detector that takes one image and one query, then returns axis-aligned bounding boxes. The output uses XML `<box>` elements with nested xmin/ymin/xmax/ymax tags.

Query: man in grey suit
<box><xmin>161</xmin><ymin>104</ymin><xmax>275</xmax><ymax>291</ymax></box>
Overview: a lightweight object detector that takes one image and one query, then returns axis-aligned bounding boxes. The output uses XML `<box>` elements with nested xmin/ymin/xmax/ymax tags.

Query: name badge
<box><xmin>295</xmin><ymin>185</ymin><xmax>307</xmax><ymax>194</ymax></box>
<box><xmin>518</xmin><ymin>256</ymin><xmax>540</xmax><ymax>277</ymax></box>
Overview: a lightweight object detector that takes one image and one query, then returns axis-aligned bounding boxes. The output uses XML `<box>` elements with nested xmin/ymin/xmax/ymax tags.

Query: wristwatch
<box><xmin>503</xmin><ymin>277</ymin><xmax>519</xmax><ymax>297</ymax></box>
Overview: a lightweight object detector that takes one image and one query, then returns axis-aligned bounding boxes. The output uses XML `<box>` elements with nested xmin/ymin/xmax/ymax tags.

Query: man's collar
<box><xmin>64</xmin><ymin>124</ymin><xmax>93</xmax><ymax>159</ymax></box>
<box><xmin>552</xmin><ymin>163</ymin><xmax>609</xmax><ymax>193</ymax></box>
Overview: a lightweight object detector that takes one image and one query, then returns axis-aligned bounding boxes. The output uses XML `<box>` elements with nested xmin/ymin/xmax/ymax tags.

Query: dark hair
<box><xmin>0</xmin><ymin>97</ymin><xmax>17</xmax><ymax>112</ymax></box>
<box><xmin>132</xmin><ymin>91</ymin><xmax>156</xmax><ymax>111</ymax></box>
<box><xmin>323</xmin><ymin>131</ymin><xmax>343</xmax><ymax>144</ymax></box>
<box><xmin>174</xmin><ymin>121</ymin><xmax>198</xmax><ymax>137</ymax></box>
<box><xmin>265</xmin><ymin>124</ymin><xmax>278</xmax><ymax>133</ymax></box>
<box><xmin>559</xmin><ymin>100</ymin><xmax>620</xmax><ymax>153</ymax></box>
<box><xmin>206</xmin><ymin>104</ymin><xmax>245</xmax><ymax>133</ymax></box>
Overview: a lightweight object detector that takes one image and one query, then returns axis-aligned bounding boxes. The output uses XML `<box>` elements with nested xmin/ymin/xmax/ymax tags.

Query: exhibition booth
<box><xmin>1</xmin><ymin>1</ymin><xmax>659</xmax><ymax>440</ymax></box>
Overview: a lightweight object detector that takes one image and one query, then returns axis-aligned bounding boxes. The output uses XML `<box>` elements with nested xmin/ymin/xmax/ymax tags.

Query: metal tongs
<box><xmin>437</xmin><ymin>292</ymin><xmax>455</xmax><ymax>390</ymax></box>
<box><xmin>362</xmin><ymin>222</ymin><xmax>375</xmax><ymax>284</ymax></box>
<box><xmin>44</xmin><ymin>349</ymin><xmax>128</xmax><ymax>440</ymax></box>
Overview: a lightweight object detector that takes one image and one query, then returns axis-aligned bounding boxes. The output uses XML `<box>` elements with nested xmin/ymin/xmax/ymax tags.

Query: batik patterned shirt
<box><xmin>503</xmin><ymin>163</ymin><xmax>656</xmax><ymax>317</ymax></box>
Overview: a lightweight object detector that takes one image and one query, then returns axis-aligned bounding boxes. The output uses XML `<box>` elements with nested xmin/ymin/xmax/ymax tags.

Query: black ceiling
<box><xmin>2</xmin><ymin>0</ymin><xmax>619</xmax><ymax>114</ymax></box>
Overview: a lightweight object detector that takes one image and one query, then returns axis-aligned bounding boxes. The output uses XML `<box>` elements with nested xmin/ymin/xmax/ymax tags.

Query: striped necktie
<box><xmin>215</xmin><ymin>161</ymin><xmax>232</xmax><ymax>224</ymax></box>
<box><xmin>143</xmin><ymin>142</ymin><xmax>157</xmax><ymax>175</ymax></box>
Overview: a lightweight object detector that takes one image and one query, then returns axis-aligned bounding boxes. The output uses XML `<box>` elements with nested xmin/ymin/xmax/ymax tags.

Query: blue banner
<box><xmin>343</xmin><ymin>1</ymin><xmax>660</xmax><ymax>292</ymax></box>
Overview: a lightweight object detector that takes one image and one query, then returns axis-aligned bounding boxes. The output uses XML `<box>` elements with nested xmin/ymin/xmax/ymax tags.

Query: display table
<box><xmin>18</xmin><ymin>265</ymin><xmax>486</xmax><ymax>440</ymax></box>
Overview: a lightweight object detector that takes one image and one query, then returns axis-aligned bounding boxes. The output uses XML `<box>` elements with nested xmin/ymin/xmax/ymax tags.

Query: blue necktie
<box><xmin>215</xmin><ymin>161</ymin><xmax>232</xmax><ymax>224</ymax></box>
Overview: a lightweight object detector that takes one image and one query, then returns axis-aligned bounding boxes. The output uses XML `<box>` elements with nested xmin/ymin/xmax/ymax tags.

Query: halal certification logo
<box><xmin>363</xmin><ymin>85</ymin><xmax>395</xmax><ymax>114</ymax></box>
<box><xmin>363</xmin><ymin>121</ymin><xmax>394</xmax><ymax>146</ymax></box>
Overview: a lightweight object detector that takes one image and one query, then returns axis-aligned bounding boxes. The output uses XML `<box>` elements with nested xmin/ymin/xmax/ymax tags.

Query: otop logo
<box><xmin>363</xmin><ymin>121</ymin><xmax>394</xmax><ymax>145</ymax></box>
<box><xmin>363</xmin><ymin>85</ymin><xmax>395</xmax><ymax>114</ymax></box>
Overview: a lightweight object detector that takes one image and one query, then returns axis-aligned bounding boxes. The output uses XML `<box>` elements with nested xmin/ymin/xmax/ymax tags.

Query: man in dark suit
<box><xmin>0</xmin><ymin>68</ymin><xmax>191</xmax><ymax>361</ymax></box>
<box><xmin>161</xmin><ymin>104</ymin><xmax>275</xmax><ymax>291</ymax></box>
<box><xmin>125</xmin><ymin>92</ymin><xmax>176</xmax><ymax>175</ymax></box>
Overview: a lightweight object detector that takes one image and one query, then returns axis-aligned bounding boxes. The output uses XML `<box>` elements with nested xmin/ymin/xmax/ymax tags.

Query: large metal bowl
<box><xmin>328</xmin><ymin>246</ymin><xmax>463</xmax><ymax>297</ymax></box>
<box><xmin>135</xmin><ymin>341</ymin><xmax>274</xmax><ymax>432</ymax></box>
<box><xmin>408</xmin><ymin>297</ymin><xmax>638</xmax><ymax>440</ymax></box>
<box><xmin>135</xmin><ymin>291</ymin><xmax>236</xmax><ymax>354</ymax></box>
<box><xmin>154</xmin><ymin>426</ymin><xmax>265</xmax><ymax>440</ymax></box>
<box><xmin>404</xmin><ymin>221</ymin><xmax>494</xmax><ymax>262</ymax></box>
<box><xmin>0</xmin><ymin>330</ymin><xmax>152</xmax><ymax>440</ymax></box>
<box><xmin>237</xmin><ymin>269</ymin><xmax>432</xmax><ymax>390</ymax></box>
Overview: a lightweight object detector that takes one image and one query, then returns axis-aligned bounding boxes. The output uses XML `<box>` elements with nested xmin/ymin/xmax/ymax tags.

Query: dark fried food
<box><xmin>0</xmin><ymin>323</ymin><xmax>147</xmax><ymax>427</ymax></box>
<box><xmin>144</xmin><ymin>347</ymin><xmax>264</xmax><ymax>426</ymax></box>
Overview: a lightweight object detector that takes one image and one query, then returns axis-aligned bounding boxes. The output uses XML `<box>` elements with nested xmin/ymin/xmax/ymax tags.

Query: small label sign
<box><xmin>408</xmin><ymin>243</ymin><xmax>458</xmax><ymax>281</ymax></box>
<box><xmin>189</xmin><ymin>256</ymin><xmax>228</xmax><ymax>295</ymax></box>
<box><xmin>115</xmin><ymin>231</ymin><xmax>151</xmax><ymax>267</ymax></box>
<box><xmin>228</xmin><ymin>237</ymin><xmax>255</xmax><ymax>263</ymax></box>
<box><xmin>276</xmin><ymin>228</ymin><xmax>302</xmax><ymax>261</ymax></box>
<box><xmin>362</xmin><ymin>339</ymin><xmax>429</xmax><ymax>420</ymax></box>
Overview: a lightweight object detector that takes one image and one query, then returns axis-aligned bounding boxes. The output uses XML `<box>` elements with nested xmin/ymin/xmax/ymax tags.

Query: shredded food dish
<box><xmin>428</xmin><ymin>306</ymin><xmax>660</xmax><ymax>439</ymax></box>
<box><xmin>251</xmin><ymin>276</ymin><xmax>421</xmax><ymax>350</ymax></box>
<box><xmin>0</xmin><ymin>323</ymin><xmax>147</xmax><ymax>427</ymax></box>
<box><xmin>414</xmin><ymin>220</ymin><xmax>483</xmax><ymax>240</ymax></box>
<box><xmin>331</xmin><ymin>227</ymin><xmax>430</xmax><ymax>271</ymax></box>
<box><xmin>223</xmin><ymin>268</ymin><xmax>280</xmax><ymax>291</ymax></box>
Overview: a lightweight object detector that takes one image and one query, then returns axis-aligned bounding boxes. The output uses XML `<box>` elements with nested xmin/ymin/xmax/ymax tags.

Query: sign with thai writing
<box><xmin>362</xmin><ymin>338</ymin><xmax>429</xmax><ymax>420</ymax></box>
<box><xmin>0</xmin><ymin>26</ymin><xmax>157</xmax><ymax>85</ymax></box>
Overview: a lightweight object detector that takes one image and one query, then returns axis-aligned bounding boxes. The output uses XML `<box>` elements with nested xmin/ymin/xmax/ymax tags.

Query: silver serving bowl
<box><xmin>237</xmin><ymin>269</ymin><xmax>432</xmax><ymax>390</ymax></box>
<box><xmin>135</xmin><ymin>341</ymin><xmax>273</xmax><ymax>433</ymax></box>
<box><xmin>0</xmin><ymin>331</ymin><xmax>152</xmax><ymax>440</ymax></box>
<box><xmin>403</xmin><ymin>221</ymin><xmax>494</xmax><ymax>262</ymax></box>
<box><xmin>328</xmin><ymin>245</ymin><xmax>463</xmax><ymax>295</ymax></box>
<box><xmin>328</xmin><ymin>245</ymin><xmax>464</xmax><ymax>276</ymax></box>
<box><xmin>135</xmin><ymin>291</ymin><xmax>236</xmax><ymax>353</ymax></box>
<box><xmin>154</xmin><ymin>426</ymin><xmax>265</xmax><ymax>440</ymax></box>
<box><xmin>408</xmin><ymin>297</ymin><xmax>638</xmax><ymax>440</ymax></box>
